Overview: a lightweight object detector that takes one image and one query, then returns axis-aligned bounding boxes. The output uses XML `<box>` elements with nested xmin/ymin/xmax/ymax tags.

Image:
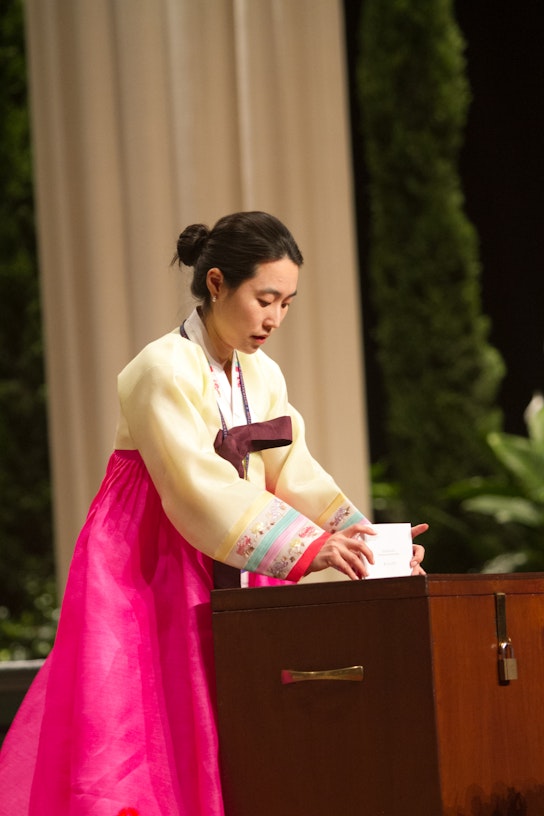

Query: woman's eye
<box><xmin>258</xmin><ymin>299</ymin><xmax>273</xmax><ymax>307</ymax></box>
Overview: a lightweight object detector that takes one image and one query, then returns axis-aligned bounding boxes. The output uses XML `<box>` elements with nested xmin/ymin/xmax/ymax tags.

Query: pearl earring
<box><xmin>212</xmin><ymin>295</ymin><xmax>217</xmax><ymax>303</ymax></box>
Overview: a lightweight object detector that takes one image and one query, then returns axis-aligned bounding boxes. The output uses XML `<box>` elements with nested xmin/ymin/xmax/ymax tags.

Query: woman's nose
<box><xmin>264</xmin><ymin>305</ymin><xmax>282</xmax><ymax>328</ymax></box>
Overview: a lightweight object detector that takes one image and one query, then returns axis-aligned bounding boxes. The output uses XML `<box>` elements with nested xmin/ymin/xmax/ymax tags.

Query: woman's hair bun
<box><xmin>175</xmin><ymin>223</ymin><xmax>210</xmax><ymax>267</ymax></box>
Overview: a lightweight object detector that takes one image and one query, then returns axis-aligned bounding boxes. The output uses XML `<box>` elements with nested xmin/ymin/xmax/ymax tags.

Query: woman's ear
<box><xmin>206</xmin><ymin>267</ymin><xmax>224</xmax><ymax>301</ymax></box>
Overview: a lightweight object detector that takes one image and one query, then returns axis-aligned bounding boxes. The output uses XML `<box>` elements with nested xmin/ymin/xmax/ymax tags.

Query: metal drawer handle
<box><xmin>281</xmin><ymin>665</ymin><xmax>364</xmax><ymax>684</ymax></box>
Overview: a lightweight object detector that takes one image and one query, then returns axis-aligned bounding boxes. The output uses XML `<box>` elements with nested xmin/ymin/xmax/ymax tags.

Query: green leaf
<box><xmin>487</xmin><ymin>432</ymin><xmax>544</xmax><ymax>503</ymax></box>
<box><xmin>464</xmin><ymin>495</ymin><xmax>544</xmax><ymax>528</ymax></box>
<box><xmin>525</xmin><ymin>398</ymin><xmax>544</xmax><ymax>445</ymax></box>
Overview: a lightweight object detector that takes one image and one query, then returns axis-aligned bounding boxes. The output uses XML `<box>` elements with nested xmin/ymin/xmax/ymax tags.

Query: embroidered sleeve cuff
<box><xmin>222</xmin><ymin>496</ymin><xmax>331</xmax><ymax>580</ymax></box>
<box><xmin>285</xmin><ymin>532</ymin><xmax>331</xmax><ymax>583</ymax></box>
<box><xmin>317</xmin><ymin>496</ymin><xmax>369</xmax><ymax>532</ymax></box>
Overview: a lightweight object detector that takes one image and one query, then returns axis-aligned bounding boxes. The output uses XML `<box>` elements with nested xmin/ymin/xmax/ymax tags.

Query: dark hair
<box><xmin>172</xmin><ymin>211</ymin><xmax>303</xmax><ymax>306</ymax></box>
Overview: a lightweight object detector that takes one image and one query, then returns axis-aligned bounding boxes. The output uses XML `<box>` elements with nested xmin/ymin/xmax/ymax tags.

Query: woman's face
<box><xmin>204</xmin><ymin>257</ymin><xmax>299</xmax><ymax>363</ymax></box>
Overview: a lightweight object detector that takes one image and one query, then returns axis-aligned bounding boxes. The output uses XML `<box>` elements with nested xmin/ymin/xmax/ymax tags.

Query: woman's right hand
<box><xmin>306</xmin><ymin>522</ymin><xmax>376</xmax><ymax>580</ymax></box>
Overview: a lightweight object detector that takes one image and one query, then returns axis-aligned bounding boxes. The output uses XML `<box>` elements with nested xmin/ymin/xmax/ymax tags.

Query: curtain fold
<box><xmin>24</xmin><ymin>0</ymin><xmax>370</xmax><ymax>591</ymax></box>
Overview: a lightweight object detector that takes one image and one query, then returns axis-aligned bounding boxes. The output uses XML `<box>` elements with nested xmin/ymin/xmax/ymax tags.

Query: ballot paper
<box><xmin>363</xmin><ymin>523</ymin><xmax>413</xmax><ymax>579</ymax></box>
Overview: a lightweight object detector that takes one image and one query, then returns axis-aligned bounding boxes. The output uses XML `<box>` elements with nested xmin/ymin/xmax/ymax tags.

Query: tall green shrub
<box><xmin>0</xmin><ymin>0</ymin><xmax>56</xmax><ymax>658</ymax></box>
<box><xmin>357</xmin><ymin>1</ymin><xmax>505</xmax><ymax>567</ymax></box>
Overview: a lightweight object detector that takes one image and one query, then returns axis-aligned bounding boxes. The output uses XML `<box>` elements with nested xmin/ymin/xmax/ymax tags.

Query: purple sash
<box><xmin>214</xmin><ymin>415</ymin><xmax>292</xmax><ymax>477</ymax></box>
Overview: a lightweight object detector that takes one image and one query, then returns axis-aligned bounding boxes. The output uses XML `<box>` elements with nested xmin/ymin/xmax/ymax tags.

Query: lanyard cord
<box><xmin>180</xmin><ymin>321</ymin><xmax>252</xmax><ymax>476</ymax></box>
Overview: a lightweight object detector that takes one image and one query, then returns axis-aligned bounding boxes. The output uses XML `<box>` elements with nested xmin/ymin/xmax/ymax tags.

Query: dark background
<box><xmin>343</xmin><ymin>1</ymin><xmax>544</xmax><ymax>461</ymax></box>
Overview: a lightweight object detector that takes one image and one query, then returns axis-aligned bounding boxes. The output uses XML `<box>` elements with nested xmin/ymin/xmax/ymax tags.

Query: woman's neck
<box><xmin>198</xmin><ymin>306</ymin><xmax>233</xmax><ymax>368</ymax></box>
<box><xmin>223</xmin><ymin>357</ymin><xmax>232</xmax><ymax>385</ymax></box>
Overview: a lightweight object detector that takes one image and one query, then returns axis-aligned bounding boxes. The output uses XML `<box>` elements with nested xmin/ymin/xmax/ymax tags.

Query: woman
<box><xmin>0</xmin><ymin>211</ymin><xmax>426</xmax><ymax>816</ymax></box>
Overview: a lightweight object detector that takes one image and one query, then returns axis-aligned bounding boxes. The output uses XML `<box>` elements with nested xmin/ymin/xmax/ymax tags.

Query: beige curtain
<box><xmin>24</xmin><ymin>0</ymin><xmax>370</xmax><ymax>591</ymax></box>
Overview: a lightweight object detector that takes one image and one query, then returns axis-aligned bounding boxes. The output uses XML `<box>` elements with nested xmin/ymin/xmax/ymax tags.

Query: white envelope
<box><xmin>363</xmin><ymin>523</ymin><xmax>413</xmax><ymax>579</ymax></box>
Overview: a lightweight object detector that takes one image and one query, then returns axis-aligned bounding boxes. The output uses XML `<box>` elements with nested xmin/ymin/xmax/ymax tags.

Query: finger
<box><xmin>327</xmin><ymin>552</ymin><xmax>364</xmax><ymax>581</ymax></box>
<box><xmin>350</xmin><ymin>534</ymin><xmax>375</xmax><ymax>565</ymax></box>
<box><xmin>343</xmin><ymin>560</ymin><xmax>366</xmax><ymax>581</ymax></box>
<box><xmin>411</xmin><ymin>523</ymin><xmax>429</xmax><ymax>539</ymax></box>
<box><xmin>410</xmin><ymin>543</ymin><xmax>425</xmax><ymax>566</ymax></box>
<box><xmin>328</xmin><ymin>544</ymin><xmax>369</xmax><ymax>580</ymax></box>
<box><xmin>347</xmin><ymin>549</ymin><xmax>370</xmax><ymax>579</ymax></box>
<box><xmin>349</xmin><ymin>522</ymin><xmax>376</xmax><ymax>538</ymax></box>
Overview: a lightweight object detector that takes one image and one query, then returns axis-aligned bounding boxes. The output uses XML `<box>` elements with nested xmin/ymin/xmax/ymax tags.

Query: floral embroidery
<box><xmin>209</xmin><ymin>363</ymin><xmax>221</xmax><ymax>396</ymax></box>
<box><xmin>236</xmin><ymin>535</ymin><xmax>255</xmax><ymax>558</ymax></box>
<box><xmin>327</xmin><ymin>502</ymin><xmax>367</xmax><ymax>533</ymax></box>
<box><xmin>270</xmin><ymin>558</ymin><xmax>291</xmax><ymax>577</ymax></box>
<box><xmin>269</xmin><ymin>540</ymin><xmax>304</xmax><ymax>577</ymax></box>
<box><xmin>298</xmin><ymin>524</ymin><xmax>318</xmax><ymax>538</ymax></box>
<box><xmin>235</xmin><ymin>499</ymin><xmax>289</xmax><ymax>557</ymax></box>
<box><xmin>235</xmin><ymin>358</ymin><xmax>242</xmax><ymax>389</ymax></box>
<box><xmin>268</xmin><ymin>521</ymin><xmax>323</xmax><ymax>578</ymax></box>
<box><xmin>232</xmin><ymin>498</ymin><xmax>323</xmax><ymax>579</ymax></box>
<box><xmin>328</xmin><ymin>504</ymin><xmax>352</xmax><ymax>531</ymax></box>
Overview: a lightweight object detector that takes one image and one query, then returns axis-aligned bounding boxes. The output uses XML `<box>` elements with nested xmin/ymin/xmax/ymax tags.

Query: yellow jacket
<box><xmin>114</xmin><ymin>329</ymin><xmax>365</xmax><ymax>580</ymax></box>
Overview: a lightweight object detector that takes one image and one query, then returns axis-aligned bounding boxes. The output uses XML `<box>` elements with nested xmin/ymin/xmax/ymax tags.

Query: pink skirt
<box><xmin>0</xmin><ymin>450</ymin><xmax>227</xmax><ymax>816</ymax></box>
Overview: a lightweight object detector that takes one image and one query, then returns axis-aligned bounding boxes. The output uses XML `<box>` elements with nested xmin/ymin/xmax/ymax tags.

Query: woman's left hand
<box><xmin>410</xmin><ymin>523</ymin><xmax>428</xmax><ymax>575</ymax></box>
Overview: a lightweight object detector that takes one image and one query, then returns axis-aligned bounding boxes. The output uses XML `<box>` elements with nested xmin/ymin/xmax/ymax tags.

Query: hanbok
<box><xmin>0</xmin><ymin>310</ymin><xmax>365</xmax><ymax>815</ymax></box>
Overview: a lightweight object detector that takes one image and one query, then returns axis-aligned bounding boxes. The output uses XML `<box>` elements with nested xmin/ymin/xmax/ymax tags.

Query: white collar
<box><xmin>182</xmin><ymin>308</ymin><xmax>248</xmax><ymax>427</ymax></box>
<box><xmin>183</xmin><ymin>307</ymin><xmax>225</xmax><ymax>368</ymax></box>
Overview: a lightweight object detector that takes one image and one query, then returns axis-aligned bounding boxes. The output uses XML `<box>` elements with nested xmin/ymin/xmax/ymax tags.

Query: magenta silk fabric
<box><xmin>0</xmin><ymin>450</ymin><xmax>228</xmax><ymax>815</ymax></box>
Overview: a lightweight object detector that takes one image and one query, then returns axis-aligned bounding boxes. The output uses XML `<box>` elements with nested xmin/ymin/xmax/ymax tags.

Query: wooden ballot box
<box><xmin>211</xmin><ymin>574</ymin><xmax>544</xmax><ymax>816</ymax></box>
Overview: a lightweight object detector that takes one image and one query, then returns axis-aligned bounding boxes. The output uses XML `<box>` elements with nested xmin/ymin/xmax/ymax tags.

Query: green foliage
<box><xmin>0</xmin><ymin>0</ymin><xmax>56</xmax><ymax>658</ymax></box>
<box><xmin>0</xmin><ymin>574</ymin><xmax>58</xmax><ymax>661</ymax></box>
<box><xmin>371</xmin><ymin>462</ymin><xmax>511</xmax><ymax>575</ymax></box>
<box><xmin>357</xmin><ymin>0</ymin><xmax>505</xmax><ymax>568</ymax></box>
<box><xmin>459</xmin><ymin>397</ymin><xmax>544</xmax><ymax>572</ymax></box>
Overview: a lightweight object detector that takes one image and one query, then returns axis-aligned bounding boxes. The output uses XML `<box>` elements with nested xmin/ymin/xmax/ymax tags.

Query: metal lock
<box><xmin>498</xmin><ymin>639</ymin><xmax>518</xmax><ymax>683</ymax></box>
